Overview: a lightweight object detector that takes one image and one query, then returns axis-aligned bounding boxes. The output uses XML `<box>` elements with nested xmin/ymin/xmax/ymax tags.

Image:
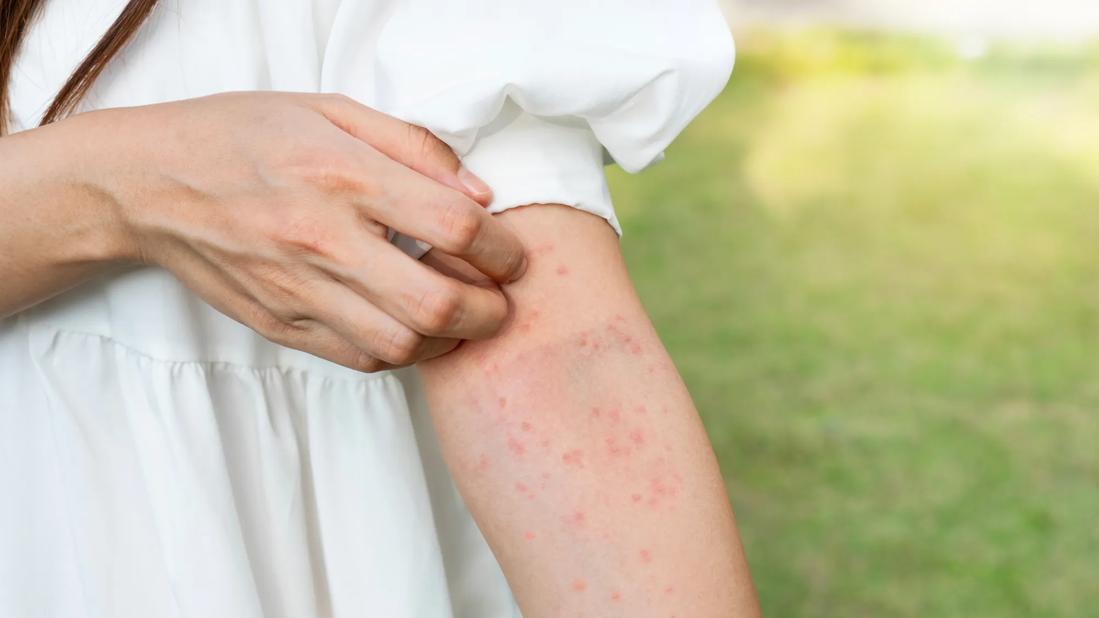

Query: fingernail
<box><xmin>510</xmin><ymin>252</ymin><xmax>529</xmax><ymax>283</ymax></box>
<box><xmin>458</xmin><ymin>166</ymin><xmax>492</xmax><ymax>202</ymax></box>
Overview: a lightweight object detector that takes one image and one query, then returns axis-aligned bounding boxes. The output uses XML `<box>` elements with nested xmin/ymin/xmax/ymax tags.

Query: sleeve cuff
<box><xmin>457</xmin><ymin>100</ymin><xmax>622</xmax><ymax>237</ymax></box>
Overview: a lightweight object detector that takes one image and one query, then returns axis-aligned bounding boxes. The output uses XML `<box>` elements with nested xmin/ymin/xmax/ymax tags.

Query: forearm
<box><xmin>418</xmin><ymin>205</ymin><xmax>759</xmax><ymax>616</ymax></box>
<box><xmin>0</xmin><ymin>114</ymin><xmax>132</xmax><ymax>318</ymax></box>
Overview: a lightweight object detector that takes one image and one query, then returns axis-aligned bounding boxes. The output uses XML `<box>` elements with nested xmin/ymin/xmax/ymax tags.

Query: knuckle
<box><xmin>411</xmin><ymin>285</ymin><xmax>463</xmax><ymax>334</ymax></box>
<box><xmin>251</xmin><ymin>261</ymin><xmax>312</xmax><ymax>307</ymax></box>
<box><xmin>249</xmin><ymin>305</ymin><xmax>299</xmax><ymax>345</ymax></box>
<box><xmin>289</xmin><ymin>149</ymin><xmax>361</xmax><ymax>194</ymax></box>
<box><xmin>404</xmin><ymin>124</ymin><xmax>435</xmax><ymax>159</ymax></box>
<box><xmin>270</xmin><ymin>213</ymin><xmax>338</xmax><ymax>256</ymax></box>
<box><xmin>374</xmin><ymin>327</ymin><xmax>424</xmax><ymax>365</ymax></box>
<box><xmin>352</xmin><ymin>352</ymin><xmax>385</xmax><ymax>374</ymax></box>
<box><xmin>322</xmin><ymin>92</ymin><xmax>355</xmax><ymax>108</ymax></box>
<box><xmin>403</xmin><ymin>123</ymin><xmax>457</xmax><ymax>170</ymax></box>
<box><xmin>437</xmin><ymin>201</ymin><xmax>483</xmax><ymax>253</ymax></box>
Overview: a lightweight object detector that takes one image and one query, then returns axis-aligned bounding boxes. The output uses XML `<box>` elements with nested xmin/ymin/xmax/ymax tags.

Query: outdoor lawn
<box><xmin>610</xmin><ymin>30</ymin><xmax>1099</xmax><ymax>618</ymax></box>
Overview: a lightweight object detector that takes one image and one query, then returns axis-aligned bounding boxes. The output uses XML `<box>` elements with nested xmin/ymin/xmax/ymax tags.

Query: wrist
<box><xmin>51</xmin><ymin>109</ymin><xmax>146</xmax><ymax>264</ymax></box>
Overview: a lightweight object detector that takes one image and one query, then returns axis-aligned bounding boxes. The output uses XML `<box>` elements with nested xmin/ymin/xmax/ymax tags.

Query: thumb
<box><xmin>310</xmin><ymin>93</ymin><xmax>494</xmax><ymax>207</ymax></box>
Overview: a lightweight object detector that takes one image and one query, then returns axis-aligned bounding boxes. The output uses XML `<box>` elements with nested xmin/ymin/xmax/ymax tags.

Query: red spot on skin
<box><xmin>562</xmin><ymin>449</ymin><xmax>584</xmax><ymax>467</ymax></box>
<box><xmin>499</xmin><ymin>397</ymin><xmax>508</xmax><ymax>408</ymax></box>
<box><xmin>609</xmin><ymin>408</ymin><xmax>621</xmax><ymax>423</ymax></box>
<box><xmin>571</xmin><ymin>579</ymin><xmax>587</xmax><ymax>592</ymax></box>
<box><xmin>629</xmin><ymin>429</ymin><xmax>645</xmax><ymax>446</ymax></box>
<box><xmin>630</xmin><ymin>342</ymin><xmax>643</xmax><ymax>355</ymax></box>
<box><xmin>647</xmin><ymin>474</ymin><xmax>681</xmax><ymax>507</ymax></box>
<box><xmin>529</xmin><ymin>309</ymin><xmax>541</xmax><ymax>319</ymax></box>
<box><xmin>540</xmin><ymin>438</ymin><xmax>552</xmax><ymax>449</ymax></box>
<box><xmin>606</xmin><ymin>436</ymin><xmax>631</xmax><ymax>457</ymax></box>
<box><xmin>634</xmin><ymin>405</ymin><xmax>647</xmax><ymax>415</ymax></box>
<box><xmin>476</xmin><ymin>454</ymin><xmax>490</xmax><ymax>473</ymax></box>
<box><xmin>533</xmin><ymin>243</ymin><xmax>555</xmax><ymax>256</ymax></box>
<box><xmin>631</xmin><ymin>493</ymin><xmax>642</xmax><ymax>503</ymax></box>
<box><xmin>611</xmin><ymin>591</ymin><xmax>622</xmax><ymax>602</ymax></box>
<box><xmin>590</xmin><ymin>407</ymin><xmax>601</xmax><ymax>418</ymax></box>
<box><xmin>515</xmin><ymin>482</ymin><xmax>528</xmax><ymax>493</ymax></box>
<box><xmin>556</xmin><ymin>265</ymin><xmax>569</xmax><ymax>276</ymax></box>
<box><xmin>664</xmin><ymin>586</ymin><xmax>674</xmax><ymax>595</ymax></box>
<box><xmin>521</xmin><ymin>421</ymin><xmax>532</xmax><ymax>432</ymax></box>
<box><xmin>566</xmin><ymin>511</ymin><xmax>586</xmax><ymax>527</ymax></box>
<box><xmin>507</xmin><ymin>436</ymin><xmax>526</xmax><ymax>456</ymax></box>
<box><xmin>614</xmin><ymin>313</ymin><xmax>626</xmax><ymax>322</ymax></box>
<box><xmin>640</xmin><ymin>549</ymin><xmax>652</xmax><ymax>563</ymax></box>
<box><xmin>524</xmin><ymin>531</ymin><xmax>536</xmax><ymax>541</ymax></box>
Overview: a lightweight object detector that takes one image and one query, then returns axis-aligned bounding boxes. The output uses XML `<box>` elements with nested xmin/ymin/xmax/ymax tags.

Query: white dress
<box><xmin>0</xmin><ymin>1</ymin><xmax>733</xmax><ymax>616</ymax></box>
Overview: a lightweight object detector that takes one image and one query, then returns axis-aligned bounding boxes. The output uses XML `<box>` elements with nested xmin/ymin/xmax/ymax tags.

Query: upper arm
<box><xmin>417</xmin><ymin>204</ymin><xmax>759</xmax><ymax>616</ymax></box>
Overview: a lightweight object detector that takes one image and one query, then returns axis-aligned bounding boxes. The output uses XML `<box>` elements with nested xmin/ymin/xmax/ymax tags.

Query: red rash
<box><xmin>532</xmin><ymin>243</ymin><xmax>556</xmax><ymax>256</ymax></box>
<box><xmin>507</xmin><ymin>436</ymin><xmax>526</xmax><ymax>456</ymax></box>
<box><xmin>640</xmin><ymin>549</ymin><xmax>652</xmax><ymax>563</ymax></box>
<box><xmin>556</xmin><ymin>264</ymin><xmax>570</xmax><ymax>276</ymax></box>
<box><xmin>571</xmin><ymin>579</ymin><xmax>587</xmax><ymax>592</ymax></box>
<box><xmin>562</xmin><ymin>449</ymin><xmax>584</xmax><ymax>467</ymax></box>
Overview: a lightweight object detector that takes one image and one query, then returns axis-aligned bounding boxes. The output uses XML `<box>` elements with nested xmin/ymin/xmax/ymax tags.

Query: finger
<box><xmin>162</xmin><ymin>244</ymin><xmax>391</xmax><ymax>373</ymax></box>
<box><xmin>307</xmin><ymin>93</ymin><xmax>493</xmax><ymax>206</ymax></box>
<box><xmin>359</xmin><ymin>153</ymin><xmax>528</xmax><ymax>283</ymax></box>
<box><xmin>317</xmin><ymin>235</ymin><xmax>511</xmax><ymax>340</ymax></box>
<box><xmin>303</xmin><ymin>276</ymin><xmax>462</xmax><ymax>365</ymax></box>
<box><xmin>421</xmin><ymin>249</ymin><xmax>495</xmax><ymax>287</ymax></box>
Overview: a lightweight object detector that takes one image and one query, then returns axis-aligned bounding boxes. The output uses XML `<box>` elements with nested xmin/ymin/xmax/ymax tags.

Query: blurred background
<box><xmin>608</xmin><ymin>1</ymin><xmax>1099</xmax><ymax>616</ymax></box>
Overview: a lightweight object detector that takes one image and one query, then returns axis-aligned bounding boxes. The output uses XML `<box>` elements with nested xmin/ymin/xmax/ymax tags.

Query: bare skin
<box><xmin>0</xmin><ymin>92</ymin><xmax>526</xmax><ymax>370</ymax></box>
<box><xmin>420</xmin><ymin>205</ymin><xmax>761</xmax><ymax>617</ymax></box>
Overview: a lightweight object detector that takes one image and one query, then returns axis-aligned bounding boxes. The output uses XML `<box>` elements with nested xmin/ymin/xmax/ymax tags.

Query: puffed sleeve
<box><xmin>369</xmin><ymin>0</ymin><xmax>734</xmax><ymax>237</ymax></box>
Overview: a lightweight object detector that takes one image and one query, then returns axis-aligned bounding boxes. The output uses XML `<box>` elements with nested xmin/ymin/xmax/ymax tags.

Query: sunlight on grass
<box><xmin>610</xmin><ymin>29</ymin><xmax>1099</xmax><ymax>617</ymax></box>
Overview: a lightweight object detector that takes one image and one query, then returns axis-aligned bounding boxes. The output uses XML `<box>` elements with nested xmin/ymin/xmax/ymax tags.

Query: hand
<box><xmin>81</xmin><ymin>91</ymin><xmax>527</xmax><ymax>372</ymax></box>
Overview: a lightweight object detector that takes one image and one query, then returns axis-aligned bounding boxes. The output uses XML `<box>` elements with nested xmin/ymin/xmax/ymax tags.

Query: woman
<box><xmin>0</xmin><ymin>0</ymin><xmax>760</xmax><ymax>616</ymax></box>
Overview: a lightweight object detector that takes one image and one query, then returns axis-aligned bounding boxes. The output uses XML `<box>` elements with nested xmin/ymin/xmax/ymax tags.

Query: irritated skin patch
<box><xmin>452</xmin><ymin>314</ymin><xmax>689</xmax><ymax>614</ymax></box>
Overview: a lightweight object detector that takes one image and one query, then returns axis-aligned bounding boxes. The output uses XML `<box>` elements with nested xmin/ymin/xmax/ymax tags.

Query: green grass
<box><xmin>610</xmin><ymin>29</ymin><xmax>1099</xmax><ymax>618</ymax></box>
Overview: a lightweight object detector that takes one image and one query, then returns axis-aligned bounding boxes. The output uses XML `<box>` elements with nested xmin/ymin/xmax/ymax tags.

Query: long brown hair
<box><xmin>0</xmin><ymin>0</ymin><xmax>158</xmax><ymax>135</ymax></box>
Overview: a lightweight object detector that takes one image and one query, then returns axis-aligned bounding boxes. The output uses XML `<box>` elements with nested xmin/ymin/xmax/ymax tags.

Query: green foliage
<box><xmin>611</xmin><ymin>30</ymin><xmax>1099</xmax><ymax>618</ymax></box>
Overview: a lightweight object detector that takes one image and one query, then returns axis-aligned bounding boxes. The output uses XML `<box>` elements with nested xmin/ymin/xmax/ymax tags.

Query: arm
<box><xmin>418</xmin><ymin>205</ymin><xmax>760</xmax><ymax>617</ymax></box>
